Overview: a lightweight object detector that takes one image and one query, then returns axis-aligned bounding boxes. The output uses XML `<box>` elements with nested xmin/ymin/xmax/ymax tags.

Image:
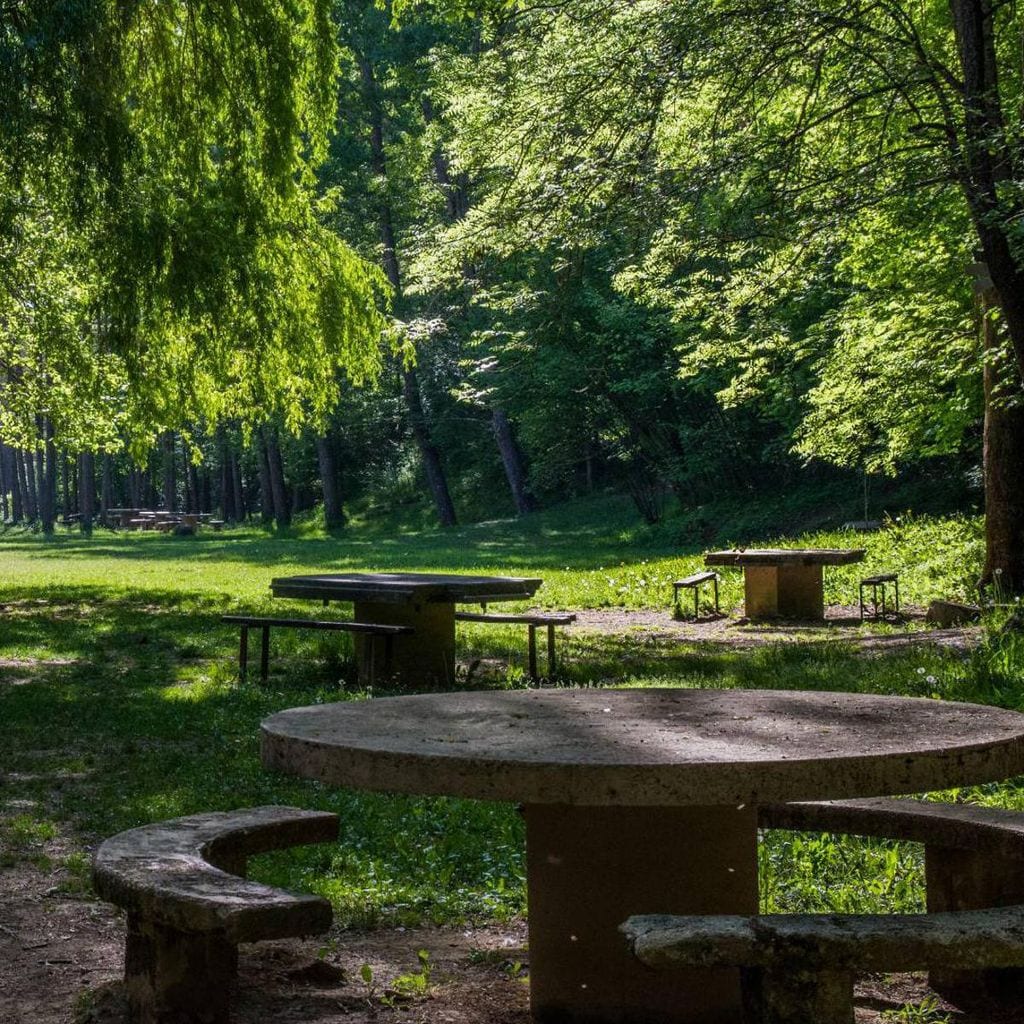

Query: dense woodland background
<box><xmin>2</xmin><ymin>0</ymin><xmax>1023</xmax><ymax>584</ymax></box>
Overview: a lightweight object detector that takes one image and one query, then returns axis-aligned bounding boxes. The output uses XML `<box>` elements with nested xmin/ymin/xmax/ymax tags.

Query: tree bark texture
<box><xmin>492</xmin><ymin>409</ymin><xmax>537</xmax><ymax>515</ymax></box>
<box><xmin>316</xmin><ymin>433</ymin><xmax>345</xmax><ymax>529</ymax></box>
<box><xmin>0</xmin><ymin>446</ymin><xmax>8</xmax><ymax>522</ymax></box>
<box><xmin>162</xmin><ymin>432</ymin><xmax>176</xmax><ymax>511</ymax></box>
<box><xmin>980</xmin><ymin>287</ymin><xmax>1024</xmax><ymax>593</ymax></box>
<box><xmin>38</xmin><ymin>421</ymin><xmax>55</xmax><ymax>535</ymax></box>
<box><xmin>231</xmin><ymin>451</ymin><xmax>245</xmax><ymax>522</ymax></box>
<box><xmin>258</xmin><ymin>439</ymin><xmax>274</xmax><ymax>524</ymax></box>
<box><xmin>263</xmin><ymin>426</ymin><xmax>291</xmax><ymax>528</ymax></box>
<box><xmin>79</xmin><ymin>452</ymin><xmax>95</xmax><ymax>535</ymax></box>
<box><xmin>949</xmin><ymin>0</ymin><xmax>1024</xmax><ymax>384</ymax></box>
<box><xmin>358</xmin><ymin>51</ymin><xmax>457</xmax><ymax>528</ymax></box>
<box><xmin>100</xmin><ymin>454</ymin><xmax>112</xmax><ymax>525</ymax></box>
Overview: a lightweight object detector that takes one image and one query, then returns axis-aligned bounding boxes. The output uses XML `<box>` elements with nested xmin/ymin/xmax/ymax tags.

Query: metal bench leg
<box><xmin>859</xmin><ymin>583</ymin><xmax>865</xmax><ymax>621</ymax></box>
<box><xmin>713</xmin><ymin>575</ymin><xmax>719</xmax><ymax>614</ymax></box>
<box><xmin>366</xmin><ymin>635</ymin><xmax>376</xmax><ymax>687</ymax></box>
<box><xmin>694</xmin><ymin>583</ymin><xmax>699</xmax><ymax>620</ymax></box>
<box><xmin>528</xmin><ymin>624</ymin><xmax>538</xmax><ymax>680</ymax></box>
<box><xmin>894</xmin><ymin>577</ymin><xmax>899</xmax><ymax>616</ymax></box>
<box><xmin>239</xmin><ymin>626</ymin><xmax>249</xmax><ymax>683</ymax></box>
<box><xmin>383</xmin><ymin>635</ymin><xmax>394</xmax><ymax>680</ymax></box>
<box><xmin>260</xmin><ymin>626</ymin><xmax>270</xmax><ymax>682</ymax></box>
<box><xmin>547</xmin><ymin>623</ymin><xmax>556</xmax><ymax>676</ymax></box>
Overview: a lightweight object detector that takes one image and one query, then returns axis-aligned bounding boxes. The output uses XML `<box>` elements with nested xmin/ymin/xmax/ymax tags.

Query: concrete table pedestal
<box><xmin>526</xmin><ymin>803</ymin><xmax>758</xmax><ymax>1023</ymax></box>
<box><xmin>352</xmin><ymin>599</ymin><xmax>456</xmax><ymax>686</ymax></box>
<box><xmin>261</xmin><ymin>689</ymin><xmax>1024</xmax><ymax>1024</ymax></box>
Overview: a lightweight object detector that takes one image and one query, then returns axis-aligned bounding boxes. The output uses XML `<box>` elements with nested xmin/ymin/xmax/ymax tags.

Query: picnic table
<box><xmin>704</xmin><ymin>547</ymin><xmax>865</xmax><ymax>619</ymax></box>
<box><xmin>261</xmin><ymin>688</ymin><xmax>1024</xmax><ymax>1024</ymax></box>
<box><xmin>269</xmin><ymin>572</ymin><xmax>542</xmax><ymax>686</ymax></box>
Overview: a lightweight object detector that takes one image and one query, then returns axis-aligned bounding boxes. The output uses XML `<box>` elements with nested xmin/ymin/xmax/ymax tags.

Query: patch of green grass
<box><xmin>0</xmin><ymin>495</ymin><xmax>1019</xmax><ymax>930</ymax></box>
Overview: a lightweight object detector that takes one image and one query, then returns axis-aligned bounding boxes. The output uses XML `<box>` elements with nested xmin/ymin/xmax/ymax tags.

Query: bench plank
<box><xmin>454</xmin><ymin>611</ymin><xmax>576</xmax><ymax>679</ymax></box>
<box><xmin>222</xmin><ymin>615</ymin><xmax>413</xmax><ymax>684</ymax></box>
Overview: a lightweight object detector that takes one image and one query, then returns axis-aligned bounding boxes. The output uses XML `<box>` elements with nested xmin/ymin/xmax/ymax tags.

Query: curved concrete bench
<box><xmin>93</xmin><ymin>806</ymin><xmax>339</xmax><ymax>1024</ymax></box>
<box><xmin>623</xmin><ymin>798</ymin><xmax>1024</xmax><ymax>1024</ymax></box>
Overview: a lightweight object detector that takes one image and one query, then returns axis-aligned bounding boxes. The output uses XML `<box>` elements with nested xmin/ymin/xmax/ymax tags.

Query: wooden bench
<box><xmin>623</xmin><ymin>798</ymin><xmax>1024</xmax><ymax>1023</ymax></box>
<box><xmin>92</xmin><ymin>806</ymin><xmax>338</xmax><ymax>1024</ymax></box>
<box><xmin>455</xmin><ymin>611</ymin><xmax>576</xmax><ymax>679</ymax></box>
<box><xmin>859</xmin><ymin>572</ymin><xmax>899</xmax><ymax>620</ymax></box>
<box><xmin>672</xmin><ymin>570</ymin><xmax>720</xmax><ymax>618</ymax></box>
<box><xmin>221</xmin><ymin>614</ymin><xmax>413</xmax><ymax>684</ymax></box>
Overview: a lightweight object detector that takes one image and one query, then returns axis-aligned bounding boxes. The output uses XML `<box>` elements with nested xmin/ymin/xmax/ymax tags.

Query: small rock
<box><xmin>286</xmin><ymin>960</ymin><xmax>347</xmax><ymax>986</ymax></box>
<box><xmin>925</xmin><ymin>600</ymin><xmax>981</xmax><ymax>627</ymax></box>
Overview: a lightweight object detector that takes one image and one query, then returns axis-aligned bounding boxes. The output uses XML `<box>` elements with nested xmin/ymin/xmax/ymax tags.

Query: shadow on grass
<box><xmin>2</xmin><ymin>584</ymin><xmax>1020</xmax><ymax>930</ymax></box>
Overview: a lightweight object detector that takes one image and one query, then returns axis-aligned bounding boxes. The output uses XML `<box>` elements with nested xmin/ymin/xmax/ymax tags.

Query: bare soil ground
<box><xmin>569</xmin><ymin>604</ymin><xmax>981</xmax><ymax>652</ymax></box>
<box><xmin>5</xmin><ymin>836</ymin><xmax>1022</xmax><ymax>1023</ymax></box>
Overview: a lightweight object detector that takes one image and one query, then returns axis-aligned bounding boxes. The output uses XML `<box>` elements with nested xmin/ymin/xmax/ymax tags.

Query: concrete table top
<box><xmin>260</xmin><ymin>688</ymin><xmax>1024</xmax><ymax>807</ymax></box>
<box><xmin>269</xmin><ymin>571</ymin><xmax>543</xmax><ymax>604</ymax></box>
<box><xmin>704</xmin><ymin>548</ymin><xmax>866</xmax><ymax>567</ymax></box>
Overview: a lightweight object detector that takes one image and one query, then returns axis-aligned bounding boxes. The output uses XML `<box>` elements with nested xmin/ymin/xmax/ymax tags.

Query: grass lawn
<box><xmin>1</xmin><ymin>494</ymin><xmax>1022</xmax><ymax>932</ymax></box>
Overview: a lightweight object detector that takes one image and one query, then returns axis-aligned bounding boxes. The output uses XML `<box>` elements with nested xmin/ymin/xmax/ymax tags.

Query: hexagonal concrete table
<box><xmin>261</xmin><ymin>688</ymin><xmax>1024</xmax><ymax>1024</ymax></box>
<box><xmin>705</xmin><ymin>548</ymin><xmax>866</xmax><ymax>620</ymax></box>
<box><xmin>270</xmin><ymin>572</ymin><xmax>542</xmax><ymax>687</ymax></box>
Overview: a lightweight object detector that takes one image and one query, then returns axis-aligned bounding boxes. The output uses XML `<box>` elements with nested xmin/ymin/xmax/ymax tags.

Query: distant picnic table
<box><xmin>704</xmin><ymin>547</ymin><xmax>865</xmax><ymax>620</ymax></box>
<box><xmin>269</xmin><ymin>571</ymin><xmax>542</xmax><ymax>686</ymax></box>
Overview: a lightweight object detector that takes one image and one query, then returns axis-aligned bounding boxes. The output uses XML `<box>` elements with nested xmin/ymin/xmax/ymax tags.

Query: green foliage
<box><xmin>0</xmin><ymin>0</ymin><xmax>389</xmax><ymax>450</ymax></box>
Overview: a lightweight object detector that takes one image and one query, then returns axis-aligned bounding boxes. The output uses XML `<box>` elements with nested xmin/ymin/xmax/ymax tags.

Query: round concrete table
<box><xmin>261</xmin><ymin>688</ymin><xmax>1024</xmax><ymax>1024</ymax></box>
<box><xmin>269</xmin><ymin>572</ymin><xmax>542</xmax><ymax>686</ymax></box>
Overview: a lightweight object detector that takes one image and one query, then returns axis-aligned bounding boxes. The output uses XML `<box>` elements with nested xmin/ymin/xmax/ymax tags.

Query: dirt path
<box><xmin>4</xmin><ymin>852</ymin><xmax>1021</xmax><ymax>1023</ymax></box>
<box><xmin>566</xmin><ymin>605</ymin><xmax>980</xmax><ymax>652</ymax></box>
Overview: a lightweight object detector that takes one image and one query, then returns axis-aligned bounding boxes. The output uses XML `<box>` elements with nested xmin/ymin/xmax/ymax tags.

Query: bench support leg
<box><xmin>125</xmin><ymin>913</ymin><xmax>236</xmax><ymax>1024</ymax></box>
<box><xmin>546</xmin><ymin>623</ymin><xmax>556</xmax><ymax>677</ymax></box>
<box><xmin>926</xmin><ymin>845</ymin><xmax>1024</xmax><ymax>1010</ymax></box>
<box><xmin>239</xmin><ymin>627</ymin><xmax>248</xmax><ymax>683</ymax></box>
<box><xmin>527</xmin><ymin>624</ymin><xmax>538</xmax><ymax>680</ymax></box>
<box><xmin>260</xmin><ymin>626</ymin><xmax>270</xmax><ymax>682</ymax></box>
<box><xmin>743</xmin><ymin>966</ymin><xmax>854</xmax><ymax>1024</ymax></box>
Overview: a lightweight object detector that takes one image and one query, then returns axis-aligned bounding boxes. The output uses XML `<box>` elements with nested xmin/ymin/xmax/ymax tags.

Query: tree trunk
<box><xmin>220</xmin><ymin>445</ymin><xmax>235</xmax><ymax>522</ymax></box>
<box><xmin>231</xmin><ymin>451</ymin><xmax>245</xmax><ymax>522</ymax></box>
<box><xmin>186</xmin><ymin>461</ymin><xmax>200</xmax><ymax>514</ymax></box>
<box><xmin>8</xmin><ymin>447</ymin><xmax>23</xmax><ymax>523</ymax></box>
<box><xmin>423</xmin><ymin>99</ymin><xmax>535</xmax><ymax>516</ymax></box>
<box><xmin>12</xmin><ymin>452</ymin><xmax>27</xmax><ymax>524</ymax></box>
<box><xmin>263</xmin><ymin>426</ymin><xmax>291</xmax><ymax>528</ymax></box>
<box><xmin>358</xmin><ymin>51</ymin><xmax>457</xmax><ymax>528</ymax></box>
<box><xmin>162</xmin><ymin>432</ymin><xmax>176</xmax><ymax>511</ymax></box>
<box><xmin>61</xmin><ymin>451</ymin><xmax>71</xmax><ymax>520</ymax></box>
<box><xmin>79</xmin><ymin>452</ymin><xmax>95</xmax><ymax>535</ymax></box>
<box><xmin>316</xmin><ymin>433</ymin><xmax>345</xmax><ymax>529</ymax></box>
<box><xmin>100</xmin><ymin>454</ymin><xmax>112</xmax><ymax>525</ymax></box>
<box><xmin>979</xmin><ymin>286</ymin><xmax>1024</xmax><ymax>593</ymax></box>
<box><xmin>949</xmin><ymin>0</ymin><xmax>1024</xmax><ymax>384</ymax></box>
<box><xmin>24</xmin><ymin>446</ymin><xmax>38</xmax><ymax>516</ymax></box>
<box><xmin>492</xmin><ymin>409</ymin><xmax>536</xmax><ymax>515</ymax></box>
<box><xmin>258</xmin><ymin>439</ymin><xmax>274</xmax><ymax>524</ymax></box>
<box><xmin>0</xmin><ymin>446</ymin><xmax>8</xmax><ymax>523</ymax></box>
<box><xmin>38</xmin><ymin>421</ymin><xmax>56</xmax><ymax>535</ymax></box>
